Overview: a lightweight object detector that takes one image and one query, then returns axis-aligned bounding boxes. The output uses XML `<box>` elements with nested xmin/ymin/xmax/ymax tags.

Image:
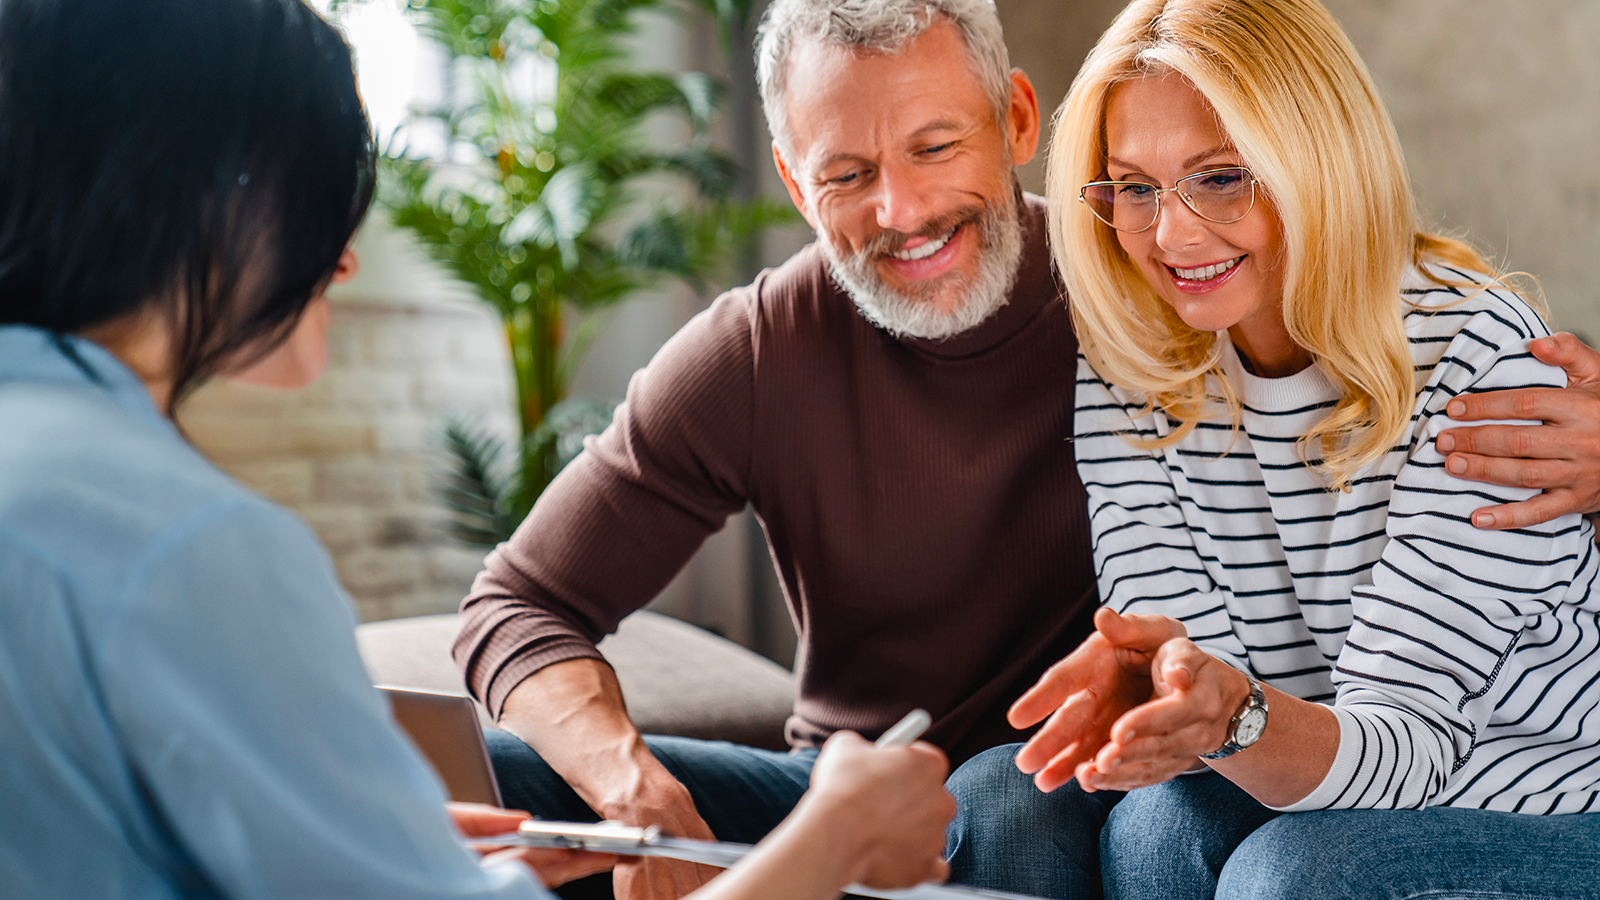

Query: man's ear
<box><xmin>1005</xmin><ymin>68</ymin><xmax>1041</xmax><ymax>167</ymax></box>
<box><xmin>773</xmin><ymin>142</ymin><xmax>816</xmax><ymax>228</ymax></box>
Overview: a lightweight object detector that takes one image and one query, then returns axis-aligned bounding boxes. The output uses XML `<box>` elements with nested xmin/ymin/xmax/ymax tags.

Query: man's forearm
<box><xmin>497</xmin><ymin>657</ymin><xmax>665</xmax><ymax>813</ymax></box>
<box><xmin>498</xmin><ymin>657</ymin><xmax>722</xmax><ymax>898</ymax></box>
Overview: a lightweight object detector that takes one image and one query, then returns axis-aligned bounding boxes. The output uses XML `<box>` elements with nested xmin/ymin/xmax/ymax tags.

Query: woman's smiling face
<box><xmin>1103</xmin><ymin>73</ymin><xmax>1301</xmax><ymax>375</ymax></box>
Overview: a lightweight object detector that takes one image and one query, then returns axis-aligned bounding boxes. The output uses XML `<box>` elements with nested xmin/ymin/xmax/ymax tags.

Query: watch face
<box><xmin>1236</xmin><ymin>707</ymin><xmax>1268</xmax><ymax>747</ymax></box>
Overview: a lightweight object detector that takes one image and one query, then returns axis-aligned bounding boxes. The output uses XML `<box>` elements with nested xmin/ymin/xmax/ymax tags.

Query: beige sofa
<box><xmin>355</xmin><ymin>610</ymin><xmax>796</xmax><ymax>751</ymax></box>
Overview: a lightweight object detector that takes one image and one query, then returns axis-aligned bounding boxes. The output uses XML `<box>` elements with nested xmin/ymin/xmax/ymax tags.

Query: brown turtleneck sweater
<box><xmin>454</xmin><ymin>195</ymin><xmax>1096</xmax><ymax>767</ymax></box>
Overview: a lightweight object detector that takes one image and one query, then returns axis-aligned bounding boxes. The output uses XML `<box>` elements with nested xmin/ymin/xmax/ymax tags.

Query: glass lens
<box><xmin>1081</xmin><ymin>182</ymin><xmax>1159</xmax><ymax>232</ymax></box>
<box><xmin>1177</xmin><ymin>167</ymin><xmax>1253</xmax><ymax>223</ymax></box>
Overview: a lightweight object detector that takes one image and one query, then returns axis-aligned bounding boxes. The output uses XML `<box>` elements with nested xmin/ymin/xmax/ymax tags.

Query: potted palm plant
<box><xmin>376</xmin><ymin>0</ymin><xmax>786</xmax><ymax>547</ymax></box>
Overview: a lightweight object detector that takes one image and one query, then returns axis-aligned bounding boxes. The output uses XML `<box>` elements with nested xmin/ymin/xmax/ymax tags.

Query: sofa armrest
<box><xmin>355</xmin><ymin>610</ymin><xmax>796</xmax><ymax>751</ymax></box>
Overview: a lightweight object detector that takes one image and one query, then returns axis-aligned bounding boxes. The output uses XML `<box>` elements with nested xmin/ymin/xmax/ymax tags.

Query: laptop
<box><xmin>379</xmin><ymin>685</ymin><xmax>503</xmax><ymax>807</ymax></box>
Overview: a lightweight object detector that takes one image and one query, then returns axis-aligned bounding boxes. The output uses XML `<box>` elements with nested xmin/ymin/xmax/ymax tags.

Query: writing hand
<box><xmin>804</xmin><ymin>730</ymin><xmax>954</xmax><ymax>890</ymax></box>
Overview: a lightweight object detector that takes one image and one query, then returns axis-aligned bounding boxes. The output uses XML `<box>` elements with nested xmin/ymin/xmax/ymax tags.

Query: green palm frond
<box><xmin>438</xmin><ymin>417</ymin><xmax>516</xmax><ymax>547</ymax></box>
<box><xmin>356</xmin><ymin>0</ymin><xmax>798</xmax><ymax>544</ymax></box>
<box><xmin>621</xmin><ymin>196</ymin><xmax>798</xmax><ymax>290</ymax></box>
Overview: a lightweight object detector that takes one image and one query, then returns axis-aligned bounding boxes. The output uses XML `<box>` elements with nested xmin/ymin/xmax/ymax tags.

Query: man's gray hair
<box><xmin>756</xmin><ymin>0</ymin><xmax>1013</xmax><ymax>163</ymax></box>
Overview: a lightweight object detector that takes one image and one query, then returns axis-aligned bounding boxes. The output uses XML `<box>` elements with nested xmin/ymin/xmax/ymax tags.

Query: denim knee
<box><xmin>1216</xmin><ymin>807</ymin><xmax>1600</xmax><ymax>900</ymax></box>
<box><xmin>1213</xmin><ymin>812</ymin><xmax>1361</xmax><ymax>900</ymax></box>
<box><xmin>1101</xmin><ymin>772</ymin><xmax>1277</xmax><ymax>900</ymax></box>
<box><xmin>945</xmin><ymin>743</ymin><xmax>1118</xmax><ymax>900</ymax></box>
<box><xmin>482</xmin><ymin>728</ymin><xmax>601</xmax><ymax>822</ymax></box>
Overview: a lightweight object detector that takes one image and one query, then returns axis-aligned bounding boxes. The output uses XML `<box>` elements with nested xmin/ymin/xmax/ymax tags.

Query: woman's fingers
<box><xmin>1075</xmin><ymin>712</ymin><xmax>1213</xmax><ymax>791</ymax></box>
<box><xmin>447</xmin><ymin>801</ymin><xmax>530</xmax><ymax>839</ymax></box>
<box><xmin>1076</xmin><ymin>754</ymin><xmax>1199</xmax><ymax>792</ymax></box>
<box><xmin>1031</xmin><ymin>737</ymin><xmax>1106</xmax><ymax>793</ymax></box>
<box><xmin>806</xmin><ymin>731</ymin><xmax>956</xmax><ymax>892</ymax></box>
<box><xmin>1066</xmin><ymin>640</ymin><xmax>1247</xmax><ymax>788</ymax></box>
<box><xmin>1012</xmin><ymin>611</ymin><xmax>1187</xmax><ymax>730</ymax></box>
<box><xmin>1014</xmin><ymin>688</ymin><xmax>1113</xmax><ymax>779</ymax></box>
<box><xmin>1094</xmin><ymin>607</ymin><xmax>1188</xmax><ymax>651</ymax></box>
<box><xmin>1007</xmin><ymin>657</ymin><xmax>1079</xmax><ymax>729</ymax></box>
<box><xmin>1008</xmin><ymin>633</ymin><xmax>1109</xmax><ymax>728</ymax></box>
<box><xmin>481</xmin><ymin>847</ymin><xmax>619</xmax><ymax>888</ymax></box>
<box><xmin>1014</xmin><ymin>616</ymin><xmax>1198</xmax><ymax>787</ymax></box>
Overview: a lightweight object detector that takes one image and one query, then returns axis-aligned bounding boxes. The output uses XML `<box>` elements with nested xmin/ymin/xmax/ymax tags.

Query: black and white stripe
<box><xmin>1076</xmin><ymin>266</ymin><xmax>1600</xmax><ymax>813</ymax></box>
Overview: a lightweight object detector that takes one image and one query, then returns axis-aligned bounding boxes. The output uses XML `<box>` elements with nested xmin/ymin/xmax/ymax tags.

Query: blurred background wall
<box><xmin>182</xmin><ymin>0</ymin><xmax>1600</xmax><ymax>664</ymax></box>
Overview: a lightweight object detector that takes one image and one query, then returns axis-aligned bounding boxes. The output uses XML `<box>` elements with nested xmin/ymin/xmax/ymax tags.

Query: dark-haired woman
<box><xmin>0</xmin><ymin>1</ymin><xmax>954</xmax><ymax>898</ymax></box>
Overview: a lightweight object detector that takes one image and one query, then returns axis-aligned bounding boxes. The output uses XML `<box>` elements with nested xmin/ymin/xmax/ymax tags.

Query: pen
<box><xmin>875</xmin><ymin>708</ymin><xmax>932</xmax><ymax>748</ymax></box>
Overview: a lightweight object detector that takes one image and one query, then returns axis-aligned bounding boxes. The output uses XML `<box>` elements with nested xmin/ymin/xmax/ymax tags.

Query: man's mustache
<box><xmin>856</xmin><ymin>207</ymin><xmax>985</xmax><ymax>258</ymax></box>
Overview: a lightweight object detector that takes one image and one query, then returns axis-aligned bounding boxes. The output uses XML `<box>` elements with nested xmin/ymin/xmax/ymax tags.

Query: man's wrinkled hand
<box><xmin>1008</xmin><ymin>608</ymin><xmax>1186</xmax><ymax>792</ymax></box>
<box><xmin>1436</xmin><ymin>332</ymin><xmax>1600</xmax><ymax>529</ymax></box>
<box><xmin>604</xmin><ymin>779</ymin><xmax>721</xmax><ymax>900</ymax></box>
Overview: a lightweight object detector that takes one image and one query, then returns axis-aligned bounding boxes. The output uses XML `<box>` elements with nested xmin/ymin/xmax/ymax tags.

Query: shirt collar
<box><xmin>0</xmin><ymin>324</ymin><xmax>165</xmax><ymax>422</ymax></box>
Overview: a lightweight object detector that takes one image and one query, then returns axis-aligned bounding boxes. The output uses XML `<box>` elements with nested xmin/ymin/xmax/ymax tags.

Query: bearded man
<box><xmin>452</xmin><ymin>1</ymin><xmax>1600</xmax><ymax>898</ymax></box>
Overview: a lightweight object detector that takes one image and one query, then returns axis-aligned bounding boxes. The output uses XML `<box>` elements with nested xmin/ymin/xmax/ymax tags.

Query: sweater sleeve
<box><xmin>1282</xmin><ymin>291</ymin><xmax>1594</xmax><ymax>812</ymax></box>
<box><xmin>1074</xmin><ymin>354</ymin><xmax>1252</xmax><ymax>674</ymax></box>
<box><xmin>454</xmin><ymin>290</ymin><xmax>757</xmax><ymax>718</ymax></box>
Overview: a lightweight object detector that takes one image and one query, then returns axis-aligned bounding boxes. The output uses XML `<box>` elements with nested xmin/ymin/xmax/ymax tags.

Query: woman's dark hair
<box><xmin>0</xmin><ymin>0</ymin><xmax>376</xmax><ymax>410</ymax></box>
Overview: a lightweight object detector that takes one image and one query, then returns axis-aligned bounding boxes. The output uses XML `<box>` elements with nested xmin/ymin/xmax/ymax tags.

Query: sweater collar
<box><xmin>892</xmin><ymin>192</ymin><xmax>1060</xmax><ymax>360</ymax></box>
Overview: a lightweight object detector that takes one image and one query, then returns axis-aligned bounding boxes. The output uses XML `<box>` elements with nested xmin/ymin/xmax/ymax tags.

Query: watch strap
<box><xmin>1199</xmin><ymin>674</ymin><xmax>1266</xmax><ymax>761</ymax></box>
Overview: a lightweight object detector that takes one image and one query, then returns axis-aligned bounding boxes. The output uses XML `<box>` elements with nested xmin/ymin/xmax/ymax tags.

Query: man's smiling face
<box><xmin>773</xmin><ymin>21</ymin><xmax>1039</xmax><ymax>339</ymax></box>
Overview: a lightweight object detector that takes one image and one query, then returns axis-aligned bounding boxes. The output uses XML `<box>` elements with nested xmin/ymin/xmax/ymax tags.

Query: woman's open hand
<box><xmin>1071</xmin><ymin>637</ymin><xmax>1249</xmax><ymax>792</ymax></box>
<box><xmin>1009</xmin><ymin>608</ymin><xmax>1187</xmax><ymax>792</ymax></box>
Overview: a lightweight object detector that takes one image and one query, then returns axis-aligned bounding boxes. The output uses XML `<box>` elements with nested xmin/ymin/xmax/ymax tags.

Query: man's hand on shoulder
<box><xmin>1435</xmin><ymin>332</ymin><xmax>1600</xmax><ymax>529</ymax></box>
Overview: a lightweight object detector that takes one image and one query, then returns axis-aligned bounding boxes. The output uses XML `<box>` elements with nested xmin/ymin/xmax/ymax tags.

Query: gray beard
<box><xmin>819</xmin><ymin>189</ymin><xmax>1024</xmax><ymax>341</ymax></box>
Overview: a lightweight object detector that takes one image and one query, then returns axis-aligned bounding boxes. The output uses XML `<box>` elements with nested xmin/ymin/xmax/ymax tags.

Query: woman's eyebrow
<box><xmin>1183</xmin><ymin>146</ymin><xmax>1236</xmax><ymax>168</ymax></box>
<box><xmin>1105</xmin><ymin>146</ymin><xmax>1236</xmax><ymax>173</ymax></box>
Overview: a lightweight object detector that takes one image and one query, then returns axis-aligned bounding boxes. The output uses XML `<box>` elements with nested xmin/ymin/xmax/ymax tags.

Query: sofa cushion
<box><xmin>355</xmin><ymin>610</ymin><xmax>796</xmax><ymax>751</ymax></box>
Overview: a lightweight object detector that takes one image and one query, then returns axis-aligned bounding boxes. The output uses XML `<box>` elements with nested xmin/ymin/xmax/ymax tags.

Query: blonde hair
<box><xmin>1049</xmin><ymin>0</ymin><xmax>1519</xmax><ymax>488</ymax></box>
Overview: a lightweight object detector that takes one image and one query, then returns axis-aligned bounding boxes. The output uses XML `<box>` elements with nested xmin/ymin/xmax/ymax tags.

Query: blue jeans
<box><xmin>1217</xmin><ymin>805</ymin><xmax>1600</xmax><ymax>899</ymax></box>
<box><xmin>1103</xmin><ymin>770</ymin><xmax>1600</xmax><ymax>900</ymax></box>
<box><xmin>485</xmin><ymin>729</ymin><xmax>817</xmax><ymax>899</ymax></box>
<box><xmin>1100</xmin><ymin>771</ymin><xmax>1279</xmax><ymax>900</ymax></box>
<box><xmin>945</xmin><ymin>743</ymin><xmax>1123</xmax><ymax>899</ymax></box>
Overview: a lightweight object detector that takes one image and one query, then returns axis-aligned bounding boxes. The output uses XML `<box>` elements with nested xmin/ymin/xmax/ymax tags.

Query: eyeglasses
<box><xmin>1078</xmin><ymin>167</ymin><xmax>1257</xmax><ymax>233</ymax></box>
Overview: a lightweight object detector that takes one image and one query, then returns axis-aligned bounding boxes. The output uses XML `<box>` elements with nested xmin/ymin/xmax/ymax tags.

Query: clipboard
<box><xmin>474</xmin><ymin>819</ymin><xmax>1046</xmax><ymax>900</ymax></box>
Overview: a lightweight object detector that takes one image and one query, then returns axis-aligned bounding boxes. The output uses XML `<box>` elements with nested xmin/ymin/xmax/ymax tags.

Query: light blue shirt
<box><xmin>0</xmin><ymin>326</ymin><xmax>548</xmax><ymax>899</ymax></box>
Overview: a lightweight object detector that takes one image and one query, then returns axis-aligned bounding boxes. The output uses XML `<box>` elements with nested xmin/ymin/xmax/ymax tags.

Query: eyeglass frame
<box><xmin>1077</xmin><ymin>166</ymin><xmax>1258</xmax><ymax>234</ymax></box>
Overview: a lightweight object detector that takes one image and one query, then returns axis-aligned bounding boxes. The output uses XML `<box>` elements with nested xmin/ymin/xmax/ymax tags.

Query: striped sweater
<box><xmin>1075</xmin><ymin>266</ymin><xmax>1600</xmax><ymax>814</ymax></box>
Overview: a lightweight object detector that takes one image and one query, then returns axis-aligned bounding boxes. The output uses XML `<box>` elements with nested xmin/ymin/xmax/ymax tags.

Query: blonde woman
<box><xmin>1003</xmin><ymin>0</ymin><xmax>1600</xmax><ymax>897</ymax></box>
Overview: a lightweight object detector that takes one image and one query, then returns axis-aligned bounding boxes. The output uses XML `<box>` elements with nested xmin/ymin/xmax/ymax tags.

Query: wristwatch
<box><xmin>1200</xmin><ymin>674</ymin><xmax>1268</xmax><ymax>760</ymax></box>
